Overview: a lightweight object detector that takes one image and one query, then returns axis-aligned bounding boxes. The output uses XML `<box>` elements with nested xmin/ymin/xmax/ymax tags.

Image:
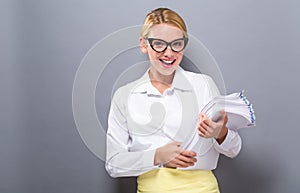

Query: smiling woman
<box><xmin>140</xmin><ymin>23</ymin><xmax>186</xmax><ymax>81</ymax></box>
<box><xmin>105</xmin><ymin>7</ymin><xmax>242</xmax><ymax>193</ymax></box>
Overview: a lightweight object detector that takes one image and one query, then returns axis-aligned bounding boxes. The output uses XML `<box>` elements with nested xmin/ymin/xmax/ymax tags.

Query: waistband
<box><xmin>137</xmin><ymin>168</ymin><xmax>220</xmax><ymax>193</ymax></box>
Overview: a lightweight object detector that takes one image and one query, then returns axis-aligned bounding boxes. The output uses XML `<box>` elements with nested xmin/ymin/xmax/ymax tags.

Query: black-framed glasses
<box><xmin>146</xmin><ymin>37</ymin><xmax>188</xmax><ymax>53</ymax></box>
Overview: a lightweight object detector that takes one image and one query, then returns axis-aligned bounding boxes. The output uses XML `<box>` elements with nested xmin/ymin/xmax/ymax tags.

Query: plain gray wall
<box><xmin>1</xmin><ymin>0</ymin><xmax>299</xmax><ymax>193</ymax></box>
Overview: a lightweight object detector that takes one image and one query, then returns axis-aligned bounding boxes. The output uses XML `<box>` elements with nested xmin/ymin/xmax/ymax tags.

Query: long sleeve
<box><xmin>213</xmin><ymin>129</ymin><xmax>242</xmax><ymax>158</ymax></box>
<box><xmin>105</xmin><ymin>88</ymin><xmax>158</xmax><ymax>178</ymax></box>
<box><xmin>203</xmin><ymin>74</ymin><xmax>242</xmax><ymax>158</ymax></box>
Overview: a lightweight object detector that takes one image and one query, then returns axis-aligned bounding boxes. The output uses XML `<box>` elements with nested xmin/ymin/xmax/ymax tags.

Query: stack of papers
<box><xmin>182</xmin><ymin>91</ymin><xmax>255</xmax><ymax>151</ymax></box>
<box><xmin>201</xmin><ymin>90</ymin><xmax>255</xmax><ymax>129</ymax></box>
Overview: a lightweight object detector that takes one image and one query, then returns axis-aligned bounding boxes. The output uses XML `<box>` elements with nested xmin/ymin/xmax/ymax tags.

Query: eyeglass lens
<box><xmin>148</xmin><ymin>38</ymin><xmax>187</xmax><ymax>53</ymax></box>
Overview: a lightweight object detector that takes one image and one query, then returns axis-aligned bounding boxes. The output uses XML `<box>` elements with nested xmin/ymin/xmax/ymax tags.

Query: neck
<box><xmin>148</xmin><ymin>68</ymin><xmax>175</xmax><ymax>94</ymax></box>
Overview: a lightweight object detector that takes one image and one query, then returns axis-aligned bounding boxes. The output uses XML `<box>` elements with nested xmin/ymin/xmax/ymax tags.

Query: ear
<box><xmin>139</xmin><ymin>37</ymin><xmax>148</xmax><ymax>54</ymax></box>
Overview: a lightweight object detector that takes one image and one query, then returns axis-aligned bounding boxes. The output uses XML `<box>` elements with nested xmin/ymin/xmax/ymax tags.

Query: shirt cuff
<box><xmin>214</xmin><ymin>129</ymin><xmax>236</xmax><ymax>151</ymax></box>
<box><xmin>142</xmin><ymin>149</ymin><xmax>157</xmax><ymax>168</ymax></box>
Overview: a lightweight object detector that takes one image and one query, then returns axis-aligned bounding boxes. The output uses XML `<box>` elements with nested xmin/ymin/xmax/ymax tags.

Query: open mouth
<box><xmin>159</xmin><ymin>59</ymin><xmax>176</xmax><ymax>66</ymax></box>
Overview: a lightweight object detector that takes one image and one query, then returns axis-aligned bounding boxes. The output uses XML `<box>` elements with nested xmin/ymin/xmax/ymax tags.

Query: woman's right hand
<box><xmin>154</xmin><ymin>141</ymin><xmax>197</xmax><ymax>168</ymax></box>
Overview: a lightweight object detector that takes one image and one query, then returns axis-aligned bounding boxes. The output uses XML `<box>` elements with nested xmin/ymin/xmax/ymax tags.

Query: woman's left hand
<box><xmin>197</xmin><ymin>110</ymin><xmax>228</xmax><ymax>144</ymax></box>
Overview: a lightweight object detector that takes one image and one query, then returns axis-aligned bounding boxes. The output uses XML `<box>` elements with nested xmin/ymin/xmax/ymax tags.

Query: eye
<box><xmin>152</xmin><ymin>41</ymin><xmax>165</xmax><ymax>47</ymax></box>
<box><xmin>172</xmin><ymin>41</ymin><xmax>183</xmax><ymax>47</ymax></box>
<box><xmin>154</xmin><ymin>42</ymin><xmax>162</xmax><ymax>46</ymax></box>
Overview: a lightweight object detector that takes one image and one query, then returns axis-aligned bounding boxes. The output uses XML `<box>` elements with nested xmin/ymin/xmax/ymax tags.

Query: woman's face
<box><xmin>140</xmin><ymin>23</ymin><xmax>186</xmax><ymax>78</ymax></box>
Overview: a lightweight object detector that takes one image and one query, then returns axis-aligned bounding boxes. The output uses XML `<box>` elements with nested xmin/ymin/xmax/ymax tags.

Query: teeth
<box><xmin>161</xmin><ymin>59</ymin><xmax>175</xmax><ymax>64</ymax></box>
<box><xmin>163</xmin><ymin>60</ymin><xmax>173</xmax><ymax>64</ymax></box>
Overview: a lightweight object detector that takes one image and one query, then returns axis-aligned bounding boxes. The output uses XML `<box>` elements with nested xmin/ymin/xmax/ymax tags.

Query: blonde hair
<box><xmin>141</xmin><ymin>8</ymin><xmax>188</xmax><ymax>38</ymax></box>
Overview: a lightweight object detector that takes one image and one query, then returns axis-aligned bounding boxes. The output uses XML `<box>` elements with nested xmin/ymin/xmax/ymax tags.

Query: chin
<box><xmin>150</xmin><ymin>60</ymin><xmax>180</xmax><ymax>77</ymax></box>
<box><xmin>158</xmin><ymin>65</ymin><xmax>179</xmax><ymax>76</ymax></box>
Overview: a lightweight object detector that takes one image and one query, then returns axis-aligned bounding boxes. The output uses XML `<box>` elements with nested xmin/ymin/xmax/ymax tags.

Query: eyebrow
<box><xmin>147</xmin><ymin>37</ymin><xmax>185</xmax><ymax>42</ymax></box>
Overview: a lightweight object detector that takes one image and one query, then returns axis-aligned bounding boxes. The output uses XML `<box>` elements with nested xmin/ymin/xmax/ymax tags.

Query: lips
<box><xmin>159</xmin><ymin>59</ymin><xmax>176</xmax><ymax>67</ymax></box>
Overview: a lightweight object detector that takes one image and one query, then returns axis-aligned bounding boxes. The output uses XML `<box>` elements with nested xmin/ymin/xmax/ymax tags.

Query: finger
<box><xmin>179</xmin><ymin>152</ymin><xmax>197</xmax><ymax>160</ymax></box>
<box><xmin>198</xmin><ymin>113</ymin><xmax>205</xmax><ymax>121</ymax></box>
<box><xmin>181</xmin><ymin>150</ymin><xmax>197</xmax><ymax>157</ymax></box>
<box><xmin>177</xmin><ymin>154</ymin><xmax>197</xmax><ymax>163</ymax></box>
<box><xmin>167</xmin><ymin>159</ymin><xmax>186</xmax><ymax>168</ymax></box>
<box><xmin>204</xmin><ymin>123</ymin><xmax>215</xmax><ymax>135</ymax></box>
<box><xmin>198</xmin><ymin>129</ymin><xmax>208</xmax><ymax>138</ymax></box>
<box><xmin>216</xmin><ymin>112</ymin><xmax>228</xmax><ymax>126</ymax></box>
<box><xmin>220</xmin><ymin>110</ymin><xmax>228</xmax><ymax>119</ymax></box>
<box><xmin>178</xmin><ymin>155</ymin><xmax>197</xmax><ymax>164</ymax></box>
<box><xmin>162</xmin><ymin>160</ymin><xmax>177</xmax><ymax>168</ymax></box>
<box><xmin>204</xmin><ymin>118</ymin><xmax>218</xmax><ymax>130</ymax></box>
<box><xmin>173</xmin><ymin>158</ymin><xmax>195</xmax><ymax>168</ymax></box>
<box><xmin>199</xmin><ymin>124</ymin><xmax>214</xmax><ymax>138</ymax></box>
<box><xmin>223</xmin><ymin>112</ymin><xmax>228</xmax><ymax>123</ymax></box>
<box><xmin>202</xmin><ymin>113</ymin><xmax>208</xmax><ymax>119</ymax></box>
<box><xmin>200</xmin><ymin>121</ymin><xmax>210</xmax><ymax>131</ymax></box>
<box><xmin>200</xmin><ymin>113</ymin><xmax>210</xmax><ymax>122</ymax></box>
<box><xmin>197</xmin><ymin>121</ymin><xmax>201</xmax><ymax>128</ymax></box>
<box><xmin>198</xmin><ymin>126</ymin><xmax>205</xmax><ymax>135</ymax></box>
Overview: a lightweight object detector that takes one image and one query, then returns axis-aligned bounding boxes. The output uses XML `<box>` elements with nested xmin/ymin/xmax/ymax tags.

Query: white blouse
<box><xmin>105</xmin><ymin>67</ymin><xmax>241</xmax><ymax>178</ymax></box>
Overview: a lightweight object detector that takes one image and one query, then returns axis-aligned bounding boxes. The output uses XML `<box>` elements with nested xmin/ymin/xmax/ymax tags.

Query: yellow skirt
<box><xmin>137</xmin><ymin>168</ymin><xmax>220</xmax><ymax>193</ymax></box>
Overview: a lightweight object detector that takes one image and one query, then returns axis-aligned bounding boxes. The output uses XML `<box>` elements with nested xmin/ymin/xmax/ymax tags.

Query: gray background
<box><xmin>1</xmin><ymin>0</ymin><xmax>299</xmax><ymax>193</ymax></box>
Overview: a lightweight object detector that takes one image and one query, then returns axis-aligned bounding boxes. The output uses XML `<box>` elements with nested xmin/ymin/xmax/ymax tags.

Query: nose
<box><xmin>163</xmin><ymin>46</ymin><xmax>174</xmax><ymax>57</ymax></box>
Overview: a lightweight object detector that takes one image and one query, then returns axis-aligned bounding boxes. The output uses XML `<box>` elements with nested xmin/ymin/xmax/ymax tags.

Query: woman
<box><xmin>106</xmin><ymin>7</ymin><xmax>241</xmax><ymax>193</ymax></box>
